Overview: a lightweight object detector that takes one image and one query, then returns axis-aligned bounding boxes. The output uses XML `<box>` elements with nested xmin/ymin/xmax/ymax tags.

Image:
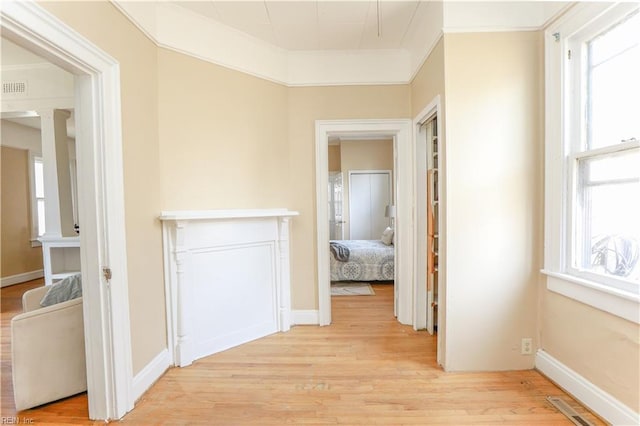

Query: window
<box><xmin>30</xmin><ymin>154</ymin><xmax>46</xmax><ymax>242</ymax></box>
<box><xmin>544</xmin><ymin>3</ymin><xmax>640</xmax><ymax>321</ymax></box>
<box><xmin>567</xmin><ymin>9</ymin><xmax>640</xmax><ymax>293</ymax></box>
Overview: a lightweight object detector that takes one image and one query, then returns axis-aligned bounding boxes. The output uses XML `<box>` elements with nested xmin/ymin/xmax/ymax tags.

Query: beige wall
<box><xmin>328</xmin><ymin>145</ymin><xmax>341</xmax><ymax>172</ymax></box>
<box><xmin>40</xmin><ymin>1</ymin><xmax>165</xmax><ymax>375</ymax></box>
<box><xmin>340</xmin><ymin>139</ymin><xmax>394</xmax><ymax>239</ymax></box>
<box><xmin>540</xmin><ymin>286</ymin><xmax>639</xmax><ymax>411</ymax></box>
<box><xmin>0</xmin><ymin>146</ymin><xmax>43</xmax><ymax>277</ymax></box>
<box><xmin>442</xmin><ymin>32</ymin><xmax>543</xmax><ymax>371</ymax></box>
<box><xmin>157</xmin><ymin>49</ymin><xmax>289</xmax><ymax>210</ymax></box>
<box><xmin>412</xmin><ymin>37</ymin><xmax>445</xmax><ymax>117</ymax></box>
<box><xmin>288</xmin><ymin>85</ymin><xmax>411</xmax><ymax>309</ymax></box>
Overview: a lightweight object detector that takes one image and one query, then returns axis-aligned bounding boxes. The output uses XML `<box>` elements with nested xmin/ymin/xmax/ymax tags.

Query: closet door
<box><xmin>349</xmin><ymin>171</ymin><xmax>391</xmax><ymax>240</ymax></box>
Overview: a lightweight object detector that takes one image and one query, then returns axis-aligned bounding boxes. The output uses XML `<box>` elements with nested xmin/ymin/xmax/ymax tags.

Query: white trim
<box><xmin>0</xmin><ymin>270</ymin><xmax>44</xmax><ymax>288</ymax></box>
<box><xmin>291</xmin><ymin>310</ymin><xmax>319</xmax><ymax>326</ymax></box>
<box><xmin>543</xmin><ymin>271</ymin><xmax>640</xmax><ymax>325</ymax></box>
<box><xmin>535</xmin><ymin>350</ymin><xmax>639</xmax><ymax>426</ymax></box>
<box><xmin>413</xmin><ymin>97</ymin><xmax>440</xmax><ymax>332</ymax></box>
<box><xmin>131</xmin><ymin>349</ymin><xmax>170</xmax><ymax>403</ymax></box>
<box><xmin>315</xmin><ymin>119</ymin><xmax>413</xmax><ymax>327</ymax></box>
<box><xmin>110</xmin><ymin>1</ymin><xmax>567</xmax><ymax>87</ymax></box>
<box><xmin>1</xmin><ymin>0</ymin><xmax>133</xmax><ymax>420</ymax></box>
<box><xmin>443</xmin><ymin>26</ymin><xmax>543</xmax><ymax>34</ymax></box>
<box><xmin>159</xmin><ymin>209</ymin><xmax>299</xmax><ymax>221</ymax></box>
<box><xmin>413</xmin><ymin>96</ymin><xmax>445</xmax><ymax>368</ymax></box>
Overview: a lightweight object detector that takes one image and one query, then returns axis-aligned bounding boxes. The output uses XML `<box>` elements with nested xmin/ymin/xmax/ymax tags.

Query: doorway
<box><xmin>1</xmin><ymin>2</ymin><xmax>133</xmax><ymax>420</ymax></box>
<box><xmin>414</xmin><ymin>96</ymin><xmax>444</xmax><ymax>367</ymax></box>
<box><xmin>315</xmin><ymin>119</ymin><xmax>413</xmax><ymax>327</ymax></box>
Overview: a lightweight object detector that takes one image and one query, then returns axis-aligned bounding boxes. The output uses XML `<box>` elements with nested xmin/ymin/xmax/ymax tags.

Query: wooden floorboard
<box><xmin>1</xmin><ymin>281</ymin><xmax>604</xmax><ymax>425</ymax></box>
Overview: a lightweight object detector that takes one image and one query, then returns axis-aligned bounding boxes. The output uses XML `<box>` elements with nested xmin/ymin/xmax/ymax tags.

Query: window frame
<box><xmin>544</xmin><ymin>2</ymin><xmax>640</xmax><ymax>323</ymax></box>
<box><xmin>28</xmin><ymin>150</ymin><xmax>44</xmax><ymax>247</ymax></box>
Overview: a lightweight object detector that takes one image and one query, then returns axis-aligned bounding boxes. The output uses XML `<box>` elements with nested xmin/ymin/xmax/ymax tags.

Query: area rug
<box><xmin>330</xmin><ymin>282</ymin><xmax>375</xmax><ymax>296</ymax></box>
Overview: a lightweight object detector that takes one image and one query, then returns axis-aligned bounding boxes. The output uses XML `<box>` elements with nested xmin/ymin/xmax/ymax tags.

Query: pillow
<box><xmin>381</xmin><ymin>227</ymin><xmax>394</xmax><ymax>245</ymax></box>
<box><xmin>40</xmin><ymin>273</ymin><xmax>82</xmax><ymax>307</ymax></box>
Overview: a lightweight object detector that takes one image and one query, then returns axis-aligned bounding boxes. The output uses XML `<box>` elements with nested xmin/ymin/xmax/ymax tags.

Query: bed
<box><xmin>330</xmin><ymin>239</ymin><xmax>394</xmax><ymax>282</ymax></box>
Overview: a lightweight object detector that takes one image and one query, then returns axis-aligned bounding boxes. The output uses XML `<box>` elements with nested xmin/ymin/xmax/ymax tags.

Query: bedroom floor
<box><xmin>1</xmin><ymin>281</ymin><xmax>604</xmax><ymax>425</ymax></box>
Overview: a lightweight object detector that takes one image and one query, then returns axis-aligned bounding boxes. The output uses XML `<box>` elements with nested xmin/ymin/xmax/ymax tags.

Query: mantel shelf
<box><xmin>159</xmin><ymin>209</ymin><xmax>299</xmax><ymax>222</ymax></box>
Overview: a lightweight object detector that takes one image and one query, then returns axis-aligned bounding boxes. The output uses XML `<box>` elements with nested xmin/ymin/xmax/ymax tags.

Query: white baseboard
<box><xmin>291</xmin><ymin>310</ymin><xmax>319</xmax><ymax>325</ymax></box>
<box><xmin>132</xmin><ymin>348</ymin><xmax>171</xmax><ymax>402</ymax></box>
<box><xmin>1</xmin><ymin>270</ymin><xmax>44</xmax><ymax>288</ymax></box>
<box><xmin>535</xmin><ymin>349</ymin><xmax>639</xmax><ymax>426</ymax></box>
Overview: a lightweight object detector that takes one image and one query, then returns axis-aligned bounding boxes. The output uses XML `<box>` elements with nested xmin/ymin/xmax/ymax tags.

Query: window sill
<box><xmin>30</xmin><ymin>239</ymin><xmax>42</xmax><ymax>248</ymax></box>
<box><xmin>541</xmin><ymin>270</ymin><xmax>640</xmax><ymax>324</ymax></box>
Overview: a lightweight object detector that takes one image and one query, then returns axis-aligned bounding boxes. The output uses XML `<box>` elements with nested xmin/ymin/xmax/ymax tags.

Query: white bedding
<box><xmin>330</xmin><ymin>240</ymin><xmax>394</xmax><ymax>282</ymax></box>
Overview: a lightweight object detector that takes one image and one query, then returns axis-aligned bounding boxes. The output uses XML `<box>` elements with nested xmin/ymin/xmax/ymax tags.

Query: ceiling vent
<box><xmin>3</xmin><ymin>80</ymin><xmax>28</xmax><ymax>96</ymax></box>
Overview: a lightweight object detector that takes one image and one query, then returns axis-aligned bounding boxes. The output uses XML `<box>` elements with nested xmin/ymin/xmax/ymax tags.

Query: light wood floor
<box><xmin>1</xmin><ymin>281</ymin><xmax>603</xmax><ymax>425</ymax></box>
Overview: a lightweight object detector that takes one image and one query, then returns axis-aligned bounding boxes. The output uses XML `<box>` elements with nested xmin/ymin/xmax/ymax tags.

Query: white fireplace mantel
<box><xmin>159</xmin><ymin>209</ymin><xmax>299</xmax><ymax>367</ymax></box>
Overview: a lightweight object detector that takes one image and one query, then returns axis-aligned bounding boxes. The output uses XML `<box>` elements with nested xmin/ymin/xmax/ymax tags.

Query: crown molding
<box><xmin>112</xmin><ymin>0</ymin><xmax>417</xmax><ymax>86</ymax></box>
<box><xmin>110</xmin><ymin>1</ymin><xmax>569</xmax><ymax>87</ymax></box>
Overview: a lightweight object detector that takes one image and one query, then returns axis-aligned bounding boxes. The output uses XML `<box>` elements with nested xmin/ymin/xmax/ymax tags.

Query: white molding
<box><xmin>0</xmin><ymin>0</ymin><xmax>133</xmax><ymax>420</ymax></box>
<box><xmin>159</xmin><ymin>209</ymin><xmax>299</xmax><ymax>222</ymax></box>
<box><xmin>543</xmin><ymin>272</ymin><xmax>640</xmax><ymax>325</ymax></box>
<box><xmin>413</xmin><ymin>97</ymin><xmax>441</xmax><ymax>332</ymax></box>
<box><xmin>110</xmin><ymin>0</ymin><xmax>563</xmax><ymax>87</ymax></box>
<box><xmin>535</xmin><ymin>350</ymin><xmax>639</xmax><ymax>426</ymax></box>
<box><xmin>291</xmin><ymin>310</ymin><xmax>319</xmax><ymax>326</ymax></box>
<box><xmin>315</xmin><ymin>119</ymin><xmax>414</xmax><ymax>327</ymax></box>
<box><xmin>0</xmin><ymin>270</ymin><xmax>44</xmax><ymax>287</ymax></box>
<box><xmin>413</xmin><ymin>96</ymin><xmax>445</xmax><ymax>368</ymax></box>
<box><xmin>132</xmin><ymin>349</ymin><xmax>170</xmax><ymax>403</ymax></box>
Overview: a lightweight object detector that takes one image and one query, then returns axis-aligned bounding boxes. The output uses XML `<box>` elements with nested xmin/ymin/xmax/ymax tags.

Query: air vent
<box><xmin>547</xmin><ymin>396</ymin><xmax>594</xmax><ymax>426</ymax></box>
<box><xmin>3</xmin><ymin>80</ymin><xmax>27</xmax><ymax>96</ymax></box>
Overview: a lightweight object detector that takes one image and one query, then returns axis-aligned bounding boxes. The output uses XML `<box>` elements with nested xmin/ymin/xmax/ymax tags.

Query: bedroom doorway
<box><xmin>315</xmin><ymin>119</ymin><xmax>414</xmax><ymax>327</ymax></box>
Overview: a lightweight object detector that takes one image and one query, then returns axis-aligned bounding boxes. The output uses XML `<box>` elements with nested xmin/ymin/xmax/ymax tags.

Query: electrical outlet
<box><xmin>521</xmin><ymin>338</ymin><xmax>533</xmax><ymax>355</ymax></box>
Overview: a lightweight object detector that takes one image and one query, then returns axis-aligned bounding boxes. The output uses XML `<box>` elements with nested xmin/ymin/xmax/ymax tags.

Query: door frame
<box><xmin>315</xmin><ymin>119</ymin><xmax>413</xmax><ymax>326</ymax></box>
<box><xmin>414</xmin><ymin>96</ymin><xmax>444</xmax><ymax>366</ymax></box>
<box><xmin>1</xmin><ymin>1</ymin><xmax>133</xmax><ymax>420</ymax></box>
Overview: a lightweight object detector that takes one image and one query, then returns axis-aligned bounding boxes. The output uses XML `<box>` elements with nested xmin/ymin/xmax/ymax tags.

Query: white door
<box><xmin>349</xmin><ymin>171</ymin><xmax>391</xmax><ymax>240</ymax></box>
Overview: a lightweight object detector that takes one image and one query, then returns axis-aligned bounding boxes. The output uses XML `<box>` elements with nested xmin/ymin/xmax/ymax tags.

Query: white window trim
<box><xmin>544</xmin><ymin>2</ymin><xmax>640</xmax><ymax>324</ymax></box>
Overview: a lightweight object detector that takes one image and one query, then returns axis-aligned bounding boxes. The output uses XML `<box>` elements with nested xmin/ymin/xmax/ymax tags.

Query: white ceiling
<box><xmin>170</xmin><ymin>1</ymin><xmax>424</xmax><ymax>51</ymax></box>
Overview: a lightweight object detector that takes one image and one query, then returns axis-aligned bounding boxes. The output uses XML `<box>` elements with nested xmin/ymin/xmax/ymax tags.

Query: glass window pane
<box><xmin>587</xmin><ymin>12</ymin><xmax>640</xmax><ymax>150</ymax></box>
<box><xmin>586</xmin><ymin>149</ymin><xmax>639</xmax><ymax>183</ymax></box>
<box><xmin>576</xmin><ymin>153</ymin><xmax>640</xmax><ymax>282</ymax></box>
<box><xmin>37</xmin><ymin>199</ymin><xmax>46</xmax><ymax>236</ymax></box>
<box><xmin>34</xmin><ymin>159</ymin><xmax>45</xmax><ymax>198</ymax></box>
